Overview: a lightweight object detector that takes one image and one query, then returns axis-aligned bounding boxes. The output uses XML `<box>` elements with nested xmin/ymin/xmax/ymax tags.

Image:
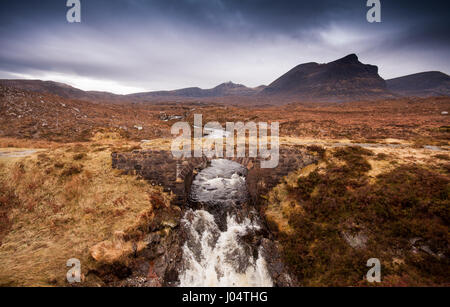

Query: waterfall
<box><xmin>178</xmin><ymin>159</ymin><xmax>273</xmax><ymax>287</ymax></box>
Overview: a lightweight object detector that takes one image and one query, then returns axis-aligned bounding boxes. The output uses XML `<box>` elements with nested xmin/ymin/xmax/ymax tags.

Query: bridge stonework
<box><xmin>111</xmin><ymin>146</ymin><xmax>317</xmax><ymax>206</ymax></box>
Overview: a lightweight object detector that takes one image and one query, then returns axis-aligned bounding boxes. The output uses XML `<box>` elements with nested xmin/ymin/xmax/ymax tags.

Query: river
<box><xmin>178</xmin><ymin>159</ymin><xmax>273</xmax><ymax>287</ymax></box>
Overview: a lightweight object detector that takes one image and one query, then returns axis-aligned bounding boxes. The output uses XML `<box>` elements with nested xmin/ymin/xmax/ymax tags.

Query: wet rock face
<box><xmin>91</xmin><ymin>204</ymin><xmax>184</xmax><ymax>287</ymax></box>
<box><xmin>146</xmin><ymin>228</ymin><xmax>183</xmax><ymax>286</ymax></box>
<box><xmin>260</xmin><ymin>238</ymin><xmax>298</xmax><ymax>287</ymax></box>
<box><xmin>107</xmin><ymin>231</ymin><xmax>183</xmax><ymax>287</ymax></box>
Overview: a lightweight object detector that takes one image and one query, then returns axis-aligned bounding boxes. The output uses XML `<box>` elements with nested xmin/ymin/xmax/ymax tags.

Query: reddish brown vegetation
<box><xmin>267</xmin><ymin>147</ymin><xmax>449</xmax><ymax>286</ymax></box>
<box><xmin>1</xmin><ymin>85</ymin><xmax>449</xmax><ymax>145</ymax></box>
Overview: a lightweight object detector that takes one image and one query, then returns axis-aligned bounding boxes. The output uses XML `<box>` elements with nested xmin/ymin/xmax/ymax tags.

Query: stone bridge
<box><xmin>111</xmin><ymin>146</ymin><xmax>317</xmax><ymax>206</ymax></box>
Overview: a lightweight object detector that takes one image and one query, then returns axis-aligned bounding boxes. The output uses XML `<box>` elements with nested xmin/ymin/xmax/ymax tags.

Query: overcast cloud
<box><xmin>0</xmin><ymin>0</ymin><xmax>449</xmax><ymax>94</ymax></box>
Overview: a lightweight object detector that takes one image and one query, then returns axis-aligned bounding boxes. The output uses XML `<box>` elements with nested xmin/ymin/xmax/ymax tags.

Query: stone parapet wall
<box><xmin>111</xmin><ymin>146</ymin><xmax>317</xmax><ymax>206</ymax></box>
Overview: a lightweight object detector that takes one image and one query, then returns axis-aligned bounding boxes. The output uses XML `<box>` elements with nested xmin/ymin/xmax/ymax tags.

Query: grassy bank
<box><xmin>265</xmin><ymin>146</ymin><xmax>449</xmax><ymax>286</ymax></box>
<box><xmin>0</xmin><ymin>136</ymin><xmax>172</xmax><ymax>286</ymax></box>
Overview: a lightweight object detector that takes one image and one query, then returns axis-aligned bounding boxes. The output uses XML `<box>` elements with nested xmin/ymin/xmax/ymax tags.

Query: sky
<box><xmin>0</xmin><ymin>0</ymin><xmax>449</xmax><ymax>94</ymax></box>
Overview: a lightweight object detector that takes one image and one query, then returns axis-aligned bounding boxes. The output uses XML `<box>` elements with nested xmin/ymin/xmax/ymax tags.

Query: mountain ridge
<box><xmin>1</xmin><ymin>54</ymin><xmax>449</xmax><ymax>103</ymax></box>
<box><xmin>386</xmin><ymin>71</ymin><xmax>450</xmax><ymax>97</ymax></box>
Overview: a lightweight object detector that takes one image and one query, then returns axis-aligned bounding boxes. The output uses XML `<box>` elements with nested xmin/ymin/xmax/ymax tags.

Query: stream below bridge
<box><xmin>178</xmin><ymin>159</ymin><xmax>273</xmax><ymax>287</ymax></box>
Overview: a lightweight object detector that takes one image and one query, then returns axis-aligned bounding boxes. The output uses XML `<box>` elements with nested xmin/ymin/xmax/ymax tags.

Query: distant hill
<box><xmin>262</xmin><ymin>54</ymin><xmax>391</xmax><ymax>102</ymax></box>
<box><xmin>128</xmin><ymin>82</ymin><xmax>262</xmax><ymax>100</ymax></box>
<box><xmin>0</xmin><ymin>80</ymin><xmax>263</xmax><ymax>102</ymax></box>
<box><xmin>386</xmin><ymin>71</ymin><xmax>450</xmax><ymax>97</ymax></box>
<box><xmin>0</xmin><ymin>80</ymin><xmax>123</xmax><ymax>102</ymax></box>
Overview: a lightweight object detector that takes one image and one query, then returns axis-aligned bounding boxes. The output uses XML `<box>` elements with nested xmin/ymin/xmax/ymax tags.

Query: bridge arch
<box><xmin>111</xmin><ymin>146</ymin><xmax>317</xmax><ymax>206</ymax></box>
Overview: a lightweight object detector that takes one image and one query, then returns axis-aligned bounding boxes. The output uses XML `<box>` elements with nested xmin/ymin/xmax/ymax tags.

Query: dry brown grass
<box><xmin>265</xmin><ymin>163</ymin><xmax>318</xmax><ymax>234</ymax></box>
<box><xmin>0</xmin><ymin>135</ymin><xmax>170</xmax><ymax>286</ymax></box>
<box><xmin>0</xmin><ymin>137</ymin><xmax>60</xmax><ymax>149</ymax></box>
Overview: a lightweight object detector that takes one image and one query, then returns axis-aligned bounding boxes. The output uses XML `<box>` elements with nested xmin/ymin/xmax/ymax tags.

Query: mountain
<box><xmin>262</xmin><ymin>54</ymin><xmax>390</xmax><ymax>101</ymax></box>
<box><xmin>0</xmin><ymin>79</ymin><xmax>123</xmax><ymax>102</ymax></box>
<box><xmin>128</xmin><ymin>81</ymin><xmax>261</xmax><ymax>100</ymax></box>
<box><xmin>386</xmin><ymin>71</ymin><xmax>450</xmax><ymax>97</ymax></box>
<box><xmin>1</xmin><ymin>55</ymin><xmax>449</xmax><ymax>104</ymax></box>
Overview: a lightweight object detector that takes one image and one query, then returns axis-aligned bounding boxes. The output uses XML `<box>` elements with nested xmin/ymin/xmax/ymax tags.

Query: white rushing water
<box><xmin>189</xmin><ymin>159</ymin><xmax>248</xmax><ymax>207</ymax></box>
<box><xmin>179</xmin><ymin>159</ymin><xmax>273</xmax><ymax>287</ymax></box>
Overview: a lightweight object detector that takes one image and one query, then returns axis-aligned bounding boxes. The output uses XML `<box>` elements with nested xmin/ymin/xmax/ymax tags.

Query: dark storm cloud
<box><xmin>0</xmin><ymin>0</ymin><xmax>449</xmax><ymax>93</ymax></box>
